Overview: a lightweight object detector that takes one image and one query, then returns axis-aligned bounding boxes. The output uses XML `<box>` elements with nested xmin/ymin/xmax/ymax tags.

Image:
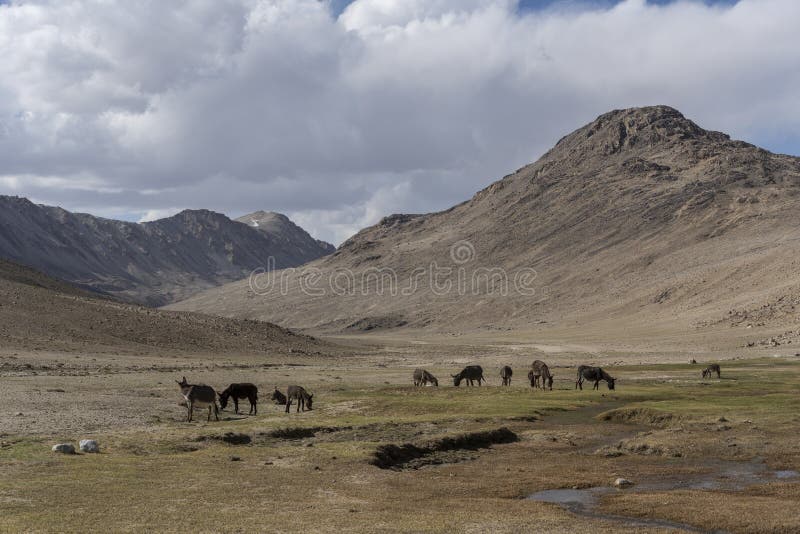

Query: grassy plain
<box><xmin>1</xmin><ymin>341</ymin><xmax>799</xmax><ymax>533</ymax></box>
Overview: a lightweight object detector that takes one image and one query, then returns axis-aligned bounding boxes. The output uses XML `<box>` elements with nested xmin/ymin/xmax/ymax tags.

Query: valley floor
<box><xmin>1</xmin><ymin>333</ymin><xmax>799</xmax><ymax>533</ymax></box>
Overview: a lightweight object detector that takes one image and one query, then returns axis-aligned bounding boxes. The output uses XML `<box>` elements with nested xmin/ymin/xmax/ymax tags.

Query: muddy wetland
<box><xmin>1</xmin><ymin>345</ymin><xmax>799</xmax><ymax>533</ymax></box>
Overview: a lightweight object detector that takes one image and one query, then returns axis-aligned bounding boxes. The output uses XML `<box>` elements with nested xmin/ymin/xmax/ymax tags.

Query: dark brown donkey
<box><xmin>702</xmin><ymin>364</ymin><xmax>721</xmax><ymax>379</ymax></box>
<box><xmin>529</xmin><ymin>360</ymin><xmax>554</xmax><ymax>390</ymax></box>
<box><xmin>285</xmin><ymin>385</ymin><xmax>314</xmax><ymax>413</ymax></box>
<box><xmin>413</xmin><ymin>368</ymin><xmax>439</xmax><ymax>387</ymax></box>
<box><xmin>270</xmin><ymin>387</ymin><xmax>287</xmax><ymax>405</ymax></box>
<box><xmin>176</xmin><ymin>377</ymin><xmax>219</xmax><ymax>422</ymax></box>
<box><xmin>452</xmin><ymin>365</ymin><xmax>485</xmax><ymax>386</ymax></box>
<box><xmin>500</xmin><ymin>366</ymin><xmax>513</xmax><ymax>386</ymax></box>
<box><xmin>575</xmin><ymin>366</ymin><xmax>615</xmax><ymax>391</ymax></box>
<box><xmin>218</xmin><ymin>383</ymin><xmax>258</xmax><ymax>415</ymax></box>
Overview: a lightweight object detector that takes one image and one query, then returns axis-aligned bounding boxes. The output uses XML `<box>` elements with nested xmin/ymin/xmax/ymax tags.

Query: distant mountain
<box><xmin>169</xmin><ymin>106</ymin><xmax>800</xmax><ymax>334</ymax></box>
<box><xmin>0</xmin><ymin>198</ymin><xmax>334</xmax><ymax>306</ymax></box>
<box><xmin>236</xmin><ymin>211</ymin><xmax>336</xmax><ymax>256</ymax></box>
<box><xmin>0</xmin><ymin>258</ymin><xmax>328</xmax><ymax>355</ymax></box>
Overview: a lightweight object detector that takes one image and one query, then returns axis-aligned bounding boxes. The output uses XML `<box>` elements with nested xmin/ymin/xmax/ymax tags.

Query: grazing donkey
<box><xmin>218</xmin><ymin>383</ymin><xmax>258</xmax><ymax>415</ymax></box>
<box><xmin>530</xmin><ymin>360</ymin><xmax>554</xmax><ymax>390</ymax></box>
<box><xmin>413</xmin><ymin>368</ymin><xmax>439</xmax><ymax>387</ymax></box>
<box><xmin>452</xmin><ymin>365</ymin><xmax>485</xmax><ymax>387</ymax></box>
<box><xmin>285</xmin><ymin>385</ymin><xmax>314</xmax><ymax>413</ymax></box>
<box><xmin>500</xmin><ymin>366</ymin><xmax>513</xmax><ymax>386</ymax></box>
<box><xmin>575</xmin><ymin>366</ymin><xmax>616</xmax><ymax>391</ymax></box>
<box><xmin>176</xmin><ymin>377</ymin><xmax>219</xmax><ymax>422</ymax></box>
<box><xmin>270</xmin><ymin>387</ymin><xmax>287</xmax><ymax>405</ymax></box>
<box><xmin>702</xmin><ymin>364</ymin><xmax>721</xmax><ymax>379</ymax></box>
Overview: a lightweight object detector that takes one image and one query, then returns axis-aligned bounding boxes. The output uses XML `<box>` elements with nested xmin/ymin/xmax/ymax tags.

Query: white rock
<box><xmin>79</xmin><ymin>439</ymin><xmax>100</xmax><ymax>453</ymax></box>
<box><xmin>52</xmin><ymin>443</ymin><xmax>75</xmax><ymax>454</ymax></box>
<box><xmin>614</xmin><ymin>478</ymin><xmax>634</xmax><ymax>488</ymax></box>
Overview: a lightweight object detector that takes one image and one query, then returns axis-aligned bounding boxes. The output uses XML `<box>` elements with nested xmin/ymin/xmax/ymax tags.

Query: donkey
<box><xmin>530</xmin><ymin>360</ymin><xmax>554</xmax><ymax>390</ymax></box>
<box><xmin>500</xmin><ymin>366</ymin><xmax>513</xmax><ymax>386</ymax></box>
<box><xmin>575</xmin><ymin>366</ymin><xmax>615</xmax><ymax>391</ymax></box>
<box><xmin>452</xmin><ymin>365</ymin><xmax>485</xmax><ymax>387</ymax></box>
<box><xmin>176</xmin><ymin>376</ymin><xmax>219</xmax><ymax>422</ymax></box>
<box><xmin>702</xmin><ymin>364</ymin><xmax>721</xmax><ymax>379</ymax></box>
<box><xmin>270</xmin><ymin>387</ymin><xmax>287</xmax><ymax>405</ymax></box>
<box><xmin>413</xmin><ymin>368</ymin><xmax>439</xmax><ymax>387</ymax></box>
<box><xmin>218</xmin><ymin>383</ymin><xmax>258</xmax><ymax>415</ymax></box>
<box><xmin>285</xmin><ymin>385</ymin><xmax>314</xmax><ymax>413</ymax></box>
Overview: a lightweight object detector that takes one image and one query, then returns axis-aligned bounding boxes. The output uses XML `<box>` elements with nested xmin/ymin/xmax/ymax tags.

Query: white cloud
<box><xmin>0</xmin><ymin>0</ymin><xmax>798</xmax><ymax>245</ymax></box>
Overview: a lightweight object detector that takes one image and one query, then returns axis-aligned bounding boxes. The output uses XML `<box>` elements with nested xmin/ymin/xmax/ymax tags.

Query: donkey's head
<box><xmin>546</xmin><ymin>375</ymin><xmax>554</xmax><ymax>390</ymax></box>
<box><xmin>305</xmin><ymin>394</ymin><xmax>313</xmax><ymax>410</ymax></box>
<box><xmin>607</xmin><ymin>377</ymin><xmax>616</xmax><ymax>390</ymax></box>
<box><xmin>176</xmin><ymin>376</ymin><xmax>190</xmax><ymax>389</ymax></box>
<box><xmin>218</xmin><ymin>391</ymin><xmax>229</xmax><ymax>410</ymax></box>
<box><xmin>452</xmin><ymin>374</ymin><xmax>462</xmax><ymax>387</ymax></box>
<box><xmin>430</xmin><ymin>376</ymin><xmax>439</xmax><ymax>387</ymax></box>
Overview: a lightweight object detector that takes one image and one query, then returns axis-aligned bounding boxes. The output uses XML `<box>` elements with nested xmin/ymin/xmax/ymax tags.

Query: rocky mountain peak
<box><xmin>548</xmin><ymin>105</ymin><xmax>731</xmax><ymax>160</ymax></box>
<box><xmin>235</xmin><ymin>211</ymin><xmax>335</xmax><ymax>253</ymax></box>
<box><xmin>238</xmin><ymin>211</ymin><xmax>290</xmax><ymax>229</ymax></box>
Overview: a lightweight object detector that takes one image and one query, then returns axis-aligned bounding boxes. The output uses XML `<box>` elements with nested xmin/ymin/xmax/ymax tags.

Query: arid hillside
<box><xmin>0</xmin><ymin>259</ymin><xmax>327</xmax><ymax>355</ymax></box>
<box><xmin>169</xmin><ymin>106</ymin><xmax>800</xmax><ymax>335</ymax></box>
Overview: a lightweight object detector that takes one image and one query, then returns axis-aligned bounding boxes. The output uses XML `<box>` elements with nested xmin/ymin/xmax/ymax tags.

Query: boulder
<box><xmin>79</xmin><ymin>439</ymin><xmax>100</xmax><ymax>453</ymax></box>
<box><xmin>614</xmin><ymin>478</ymin><xmax>634</xmax><ymax>488</ymax></box>
<box><xmin>52</xmin><ymin>443</ymin><xmax>75</xmax><ymax>454</ymax></box>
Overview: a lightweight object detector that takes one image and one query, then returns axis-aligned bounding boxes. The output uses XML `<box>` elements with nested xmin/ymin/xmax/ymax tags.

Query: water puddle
<box><xmin>529</xmin><ymin>486</ymin><xmax>713</xmax><ymax>532</ymax></box>
<box><xmin>529</xmin><ymin>459</ymin><xmax>799</xmax><ymax>532</ymax></box>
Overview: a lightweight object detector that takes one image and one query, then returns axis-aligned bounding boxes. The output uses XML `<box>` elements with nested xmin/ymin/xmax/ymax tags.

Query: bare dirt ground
<box><xmin>1</xmin><ymin>326</ymin><xmax>799</xmax><ymax>533</ymax></box>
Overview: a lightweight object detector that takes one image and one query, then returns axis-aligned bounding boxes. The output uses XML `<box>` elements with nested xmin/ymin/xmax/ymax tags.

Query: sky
<box><xmin>0</xmin><ymin>0</ymin><xmax>798</xmax><ymax>245</ymax></box>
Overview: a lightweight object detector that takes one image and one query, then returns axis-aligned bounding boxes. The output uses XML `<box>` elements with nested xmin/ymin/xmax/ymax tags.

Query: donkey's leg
<box><xmin>285</xmin><ymin>398</ymin><xmax>291</xmax><ymax>413</ymax></box>
<box><xmin>187</xmin><ymin>401</ymin><xmax>193</xmax><ymax>422</ymax></box>
<box><xmin>234</xmin><ymin>398</ymin><xmax>239</xmax><ymax>415</ymax></box>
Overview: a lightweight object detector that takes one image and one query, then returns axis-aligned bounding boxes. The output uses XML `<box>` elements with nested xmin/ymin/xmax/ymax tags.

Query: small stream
<box><xmin>529</xmin><ymin>459</ymin><xmax>799</xmax><ymax>532</ymax></box>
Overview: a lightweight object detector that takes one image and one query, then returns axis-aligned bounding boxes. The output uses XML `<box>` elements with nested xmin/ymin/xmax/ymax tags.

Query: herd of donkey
<box><xmin>176</xmin><ymin>360</ymin><xmax>723</xmax><ymax>423</ymax></box>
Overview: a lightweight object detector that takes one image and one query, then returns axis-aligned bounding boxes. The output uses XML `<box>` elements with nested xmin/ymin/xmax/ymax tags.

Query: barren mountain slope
<box><xmin>0</xmin><ymin>259</ymin><xmax>327</xmax><ymax>355</ymax></box>
<box><xmin>0</xmin><ymin>200</ymin><xmax>334</xmax><ymax>306</ymax></box>
<box><xmin>169</xmin><ymin>106</ymin><xmax>800</xmax><ymax>334</ymax></box>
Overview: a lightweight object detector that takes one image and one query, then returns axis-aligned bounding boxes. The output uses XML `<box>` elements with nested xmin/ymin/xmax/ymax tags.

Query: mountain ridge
<box><xmin>0</xmin><ymin>197</ymin><xmax>334</xmax><ymax>306</ymax></box>
<box><xmin>167</xmin><ymin>105</ymin><xmax>800</xmax><ymax>335</ymax></box>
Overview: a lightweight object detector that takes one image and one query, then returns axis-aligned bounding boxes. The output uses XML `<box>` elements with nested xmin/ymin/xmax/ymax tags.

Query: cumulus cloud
<box><xmin>0</xmin><ymin>0</ymin><xmax>798</xmax><ymax>244</ymax></box>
